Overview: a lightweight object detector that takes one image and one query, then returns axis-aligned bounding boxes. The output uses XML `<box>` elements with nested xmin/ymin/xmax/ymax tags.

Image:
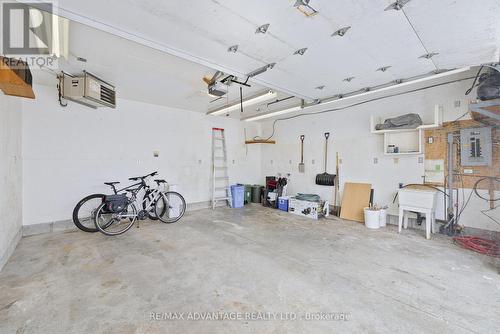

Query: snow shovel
<box><xmin>315</xmin><ymin>132</ymin><xmax>336</xmax><ymax>186</ymax></box>
<box><xmin>298</xmin><ymin>135</ymin><xmax>305</xmax><ymax>173</ymax></box>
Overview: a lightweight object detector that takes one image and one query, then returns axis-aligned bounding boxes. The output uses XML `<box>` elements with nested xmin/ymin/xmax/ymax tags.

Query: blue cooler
<box><xmin>231</xmin><ymin>185</ymin><xmax>245</xmax><ymax>208</ymax></box>
<box><xmin>278</xmin><ymin>197</ymin><xmax>289</xmax><ymax>212</ymax></box>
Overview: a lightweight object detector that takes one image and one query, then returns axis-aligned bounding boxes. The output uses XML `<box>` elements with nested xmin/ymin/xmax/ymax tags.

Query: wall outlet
<box><xmin>454</xmin><ymin>100</ymin><xmax>461</xmax><ymax>108</ymax></box>
<box><xmin>311</xmin><ymin>159</ymin><xmax>315</xmax><ymax>165</ymax></box>
<box><xmin>428</xmin><ymin>137</ymin><xmax>434</xmax><ymax>144</ymax></box>
<box><xmin>418</xmin><ymin>157</ymin><xmax>424</xmax><ymax>163</ymax></box>
<box><xmin>373</xmin><ymin>157</ymin><xmax>378</xmax><ymax>164</ymax></box>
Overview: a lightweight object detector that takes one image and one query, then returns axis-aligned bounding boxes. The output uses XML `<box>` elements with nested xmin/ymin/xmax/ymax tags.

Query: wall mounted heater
<box><xmin>60</xmin><ymin>71</ymin><xmax>116</xmax><ymax>108</ymax></box>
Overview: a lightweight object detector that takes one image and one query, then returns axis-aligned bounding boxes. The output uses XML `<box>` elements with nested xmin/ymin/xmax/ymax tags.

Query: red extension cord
<box><xmin>453</xmin><ymin>236</ymin><xmax>500</xmax><ymax>258</ymax></box>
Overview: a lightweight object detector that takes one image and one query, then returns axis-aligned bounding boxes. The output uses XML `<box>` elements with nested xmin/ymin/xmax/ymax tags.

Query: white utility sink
<box><xmin>398</xmin><ymin>188</ymin><xmax>437</xmax><ymax>210</ymax></box>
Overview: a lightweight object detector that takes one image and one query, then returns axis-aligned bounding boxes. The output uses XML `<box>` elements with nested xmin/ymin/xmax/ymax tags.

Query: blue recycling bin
<box><xmin>231</xmin><ymin>185</ymin><xmax>245</xmax><ymax>208</ymax></box>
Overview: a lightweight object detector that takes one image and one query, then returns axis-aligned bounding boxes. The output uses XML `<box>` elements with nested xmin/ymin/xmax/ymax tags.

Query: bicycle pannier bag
<box><xmin>105</xmin><ymin>194</ymin><xmax>128</xmax><ymax>213</ymax></box>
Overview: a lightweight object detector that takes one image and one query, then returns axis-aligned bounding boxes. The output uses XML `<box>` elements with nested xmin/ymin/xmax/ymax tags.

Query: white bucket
<box><xmin>364</xmin><ymin>208</ymin><xmax>380</xmax><ymax>229</ymax></box>
<box><xmin>379</xmin><ymin>209</ymin><xmax>387</xmax><ymax>227</ymax></box>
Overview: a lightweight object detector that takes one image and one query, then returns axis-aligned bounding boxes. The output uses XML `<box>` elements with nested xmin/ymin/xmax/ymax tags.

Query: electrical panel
<box><xmin>460</xmin><ymin>127</ymin><xmax>492</xmax><ymax>166</ymax></box>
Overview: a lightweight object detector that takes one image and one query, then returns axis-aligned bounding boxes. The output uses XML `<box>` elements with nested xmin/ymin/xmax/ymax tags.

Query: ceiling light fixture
<box><xmin>384</xmin><ymin>0</ymin><xmax>411</xmax><ymax>11</ymax></box>
<box><xmin>227</xmin><ymin>45</ymin><xmax>238</xmax><ymax>53</ymax></box>
<box><xmin>331</xmin><ymin>26</ymin><xmax>351</xmax><ymax>37</ymax></box>
<box><xmin>256</xmin><ymin>23</ymin><xmax>270</xmax><ymax>34</ymax></box>
<box><xmin>293</xmin><ymin>0</ymin><xmax>318</xmax><ymax>17</ymax></box>
<box><xmin>343</xmin><ymin>76</ymin><xmax>355</xmax><ymax>82</ymax></box>
<box><xmin>293</xmin><ymin>48</ymin><xmax>308</xmax><ymax>56</ymax></box>
<box><xmin>207</xmin><ymin>90</ymin><xmax>278</xmax><ymax>116</ymax></box>
<box><xmin>419</xmin><ymin>52</ymin><xmax>439</xmax><ymax>59</ymax></box>
<box><xmin>243</xmin><ymin>105</ymin><xmax>303</xmax><ymax>122</ymax></box>
<box><xmin>247</xmin><ymin>63</ymin><xmax>276</xmax><ymax>78</ymax></box>
<box><xmin>376</xmin><ymin>66</ymin><xmax>392</xmax><ymax>72</ymax></box>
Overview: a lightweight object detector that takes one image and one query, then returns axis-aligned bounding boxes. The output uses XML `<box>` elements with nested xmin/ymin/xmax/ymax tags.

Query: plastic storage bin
<box><xmin>278</xmin><ymin>197</ymin><xmax>289</xmax><ymax>212</ymax></box>
<box><xmin>231</xmin><ymin>185</ymin><xmax>245</xmax><ymax>208</ymax></box>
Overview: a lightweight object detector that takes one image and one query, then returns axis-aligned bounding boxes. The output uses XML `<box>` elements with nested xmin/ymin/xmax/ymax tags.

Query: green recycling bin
<box><xmin>244</xmin><ymin>185</ymin><xmax>252</xmax><ymax>204</ymax></box>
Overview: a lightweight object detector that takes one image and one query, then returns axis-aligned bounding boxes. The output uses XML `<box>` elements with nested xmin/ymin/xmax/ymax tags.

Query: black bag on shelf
<box><xmin>477</xmin><ymin>70</ymin><xmax>500</xmax><ymax>101</ymax></box>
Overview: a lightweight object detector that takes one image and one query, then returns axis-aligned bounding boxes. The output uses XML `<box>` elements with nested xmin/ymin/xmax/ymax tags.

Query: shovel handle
<box><xmin>300</xmin><ymin>135</ymin><xmax>305</xmax><ymax>162</ymax></box>
<box><xmin>324</xmin><ymin>132</ymin><xmax>330</xmax><ymax>139</ymax></box>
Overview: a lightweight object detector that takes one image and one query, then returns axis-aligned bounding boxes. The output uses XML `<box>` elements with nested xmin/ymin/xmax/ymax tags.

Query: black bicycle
<box><xmin>72</xmin><ymin>172</ymin><xmax>185</xmax><ymax>233</ymax></box>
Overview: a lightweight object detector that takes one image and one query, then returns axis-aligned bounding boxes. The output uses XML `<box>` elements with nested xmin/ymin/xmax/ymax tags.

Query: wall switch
<box><xmin>373</xmin><ymin>157</ymin><xmax>378</xmax><ymax>164</ymax></box>
<box><xmin>428</xmin><ymin>137</ymin><xmax>434</xmax><ymax>144</ymax></box>
<box><xmin>454</xmin><ymin>100</ymin><xmax>461</xmax><ymax>108</ymax></box>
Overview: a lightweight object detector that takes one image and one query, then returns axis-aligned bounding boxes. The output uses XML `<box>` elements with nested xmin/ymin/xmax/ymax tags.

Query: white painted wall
<box><xmin>260</xmin><ymin>81</ymin><xmax>500</xmax><ymax>232</ymax></box>
<box><xmin>0</xmin><ymin>94</ymin><xmax>23</xmax><ymax>270</ymax></box>
<box><xmin>21</xmin><ymin>84</ymin><xmax>262</xmax><ymax>226</ymax></box>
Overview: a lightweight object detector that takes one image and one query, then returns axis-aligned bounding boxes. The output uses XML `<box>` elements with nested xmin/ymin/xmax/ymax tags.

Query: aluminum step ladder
<box><xmin>211</xmin><ymin>128</ymin><xmax>232</xmax><ymax>209</ymax></box>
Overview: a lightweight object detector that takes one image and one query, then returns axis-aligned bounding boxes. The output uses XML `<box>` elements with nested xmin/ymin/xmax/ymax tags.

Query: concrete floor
<box><xmin>1</xmin><ymin>205</ymin><xmax>499</xmax><ymax>334</ymax></box>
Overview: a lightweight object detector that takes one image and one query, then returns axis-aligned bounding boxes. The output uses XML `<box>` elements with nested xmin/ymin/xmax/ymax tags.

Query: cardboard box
<box><xmin>288</xmin><ymin>197</ymin><xmax>328</xmax><ymax>220</ymax></box>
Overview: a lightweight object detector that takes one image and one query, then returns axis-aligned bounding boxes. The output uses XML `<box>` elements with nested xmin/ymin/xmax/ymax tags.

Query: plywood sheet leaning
<box><xmin>340</xmin><ymin>182</ymin><xmax>372</xmax><ymax>222</ymax></box>
<box><xmin>424</xmin><ymin>119</ymin><xmax>499</xmax><ymax>190</ymax></box>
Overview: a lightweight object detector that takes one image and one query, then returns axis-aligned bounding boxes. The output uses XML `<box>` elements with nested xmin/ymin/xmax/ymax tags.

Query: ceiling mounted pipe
<box><xmin>242</xmin><ymin>67</ymin><xmax>471</xmax><ymax>121</ymax></box>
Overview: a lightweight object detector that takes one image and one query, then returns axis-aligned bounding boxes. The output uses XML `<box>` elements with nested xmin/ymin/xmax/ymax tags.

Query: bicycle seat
<box><xmin>154</xmin><ymin>179</ymin><xmax>166</xmax><ymax>184</ymax></box>
<box><xmin>104</xmin><ymin>182</ymin><xmax>120</xmax><ymax>186</ymax></box>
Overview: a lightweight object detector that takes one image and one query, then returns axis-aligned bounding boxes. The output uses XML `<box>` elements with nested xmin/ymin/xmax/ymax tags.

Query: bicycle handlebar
<box><xmin>128</xmin><ymin>171</ymin><xmax>158</xmax><ymax>181</ymax></box>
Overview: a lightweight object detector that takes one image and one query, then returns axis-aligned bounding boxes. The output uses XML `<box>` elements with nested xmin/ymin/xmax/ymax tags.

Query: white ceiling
<box><xmin>31</xmin><ymin>0</ymin><xmax>500</xmax><ymax>117</ymax></box>
<box><xmin>33</xmin><ymin>21</ymin><xmax>270</xmax><ymax>114</ymax></box>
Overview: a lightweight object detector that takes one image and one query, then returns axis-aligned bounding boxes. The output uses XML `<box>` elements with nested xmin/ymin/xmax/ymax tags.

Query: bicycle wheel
<box><xmin>72</xmin><ymin>194</ymin><xmax>105</xmax><ymax>232</ymax></box>
<box><xmin>155</xmin><ymin>191</ymin><xmax>186</xmax><ymax>224</ymax></box>
<box><xmin>94</xmin><ymin>202</ymin><xmax>137</xmax><ymax>236</ymax></box>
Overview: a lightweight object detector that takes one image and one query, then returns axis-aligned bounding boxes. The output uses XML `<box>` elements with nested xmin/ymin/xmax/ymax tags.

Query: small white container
<box><xmin>364</xmin><ymin>208</ymin><xmax>380</xmax><ymax>229</ymax></box>
<box><xmin>379</xmin><ymin>209</ymin><xmax>387</xmax><ymax>227</ymax></box>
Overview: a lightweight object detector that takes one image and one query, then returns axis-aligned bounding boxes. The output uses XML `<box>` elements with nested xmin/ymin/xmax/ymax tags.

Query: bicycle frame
<box><xmin>113</xmin><ymin>180</ymin><xmax>168</xmax><ymax>219</ymax></box>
